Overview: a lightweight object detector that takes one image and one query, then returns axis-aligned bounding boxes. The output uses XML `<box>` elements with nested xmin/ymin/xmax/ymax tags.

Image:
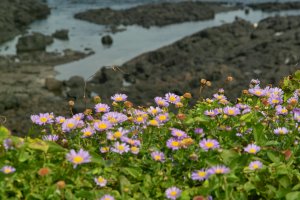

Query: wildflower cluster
<box><xmin>1</xmin><ymin>71</ymin><xmax>300</xmax><ymax>199</ymax></box>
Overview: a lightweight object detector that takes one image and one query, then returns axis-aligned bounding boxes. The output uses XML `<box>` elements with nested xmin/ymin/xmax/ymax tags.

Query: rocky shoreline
<box><xmin>88</xmin><ymin>15</ymin><xmax>300</xmax><ymax>106</ymax></box>
<box><xmin>74</xmin><ymin>2</ymin><xmax>238</xmax><ymax>28</ymax></box>
<box><xmin>0</xmin><ymin>0</ymin><xmax>50</xmax><ymax>44</ymax></box>
<box><xmin>249</xmin><ymin>2</ymin><xmax>300</xmax><ymax>12</ymax></box>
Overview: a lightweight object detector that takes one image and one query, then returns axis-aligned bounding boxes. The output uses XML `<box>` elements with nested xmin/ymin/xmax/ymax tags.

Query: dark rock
<box><xmin>65</xmin><ymin>76</ymin><xmax>85</xmax><ymax>88</ymax></box>
<box><xmin>249</xmin><ymin>2</ymin><xmax>300</xmax><ymax>12</ymax></box>
<box><xmin>52</xmin><ymin>29</ymin><xmax>69</xmax><ymax>40</ymax></box>
<box><xmin>45</xmin><ymin>77</ymin><xmax>63</xmax><ymax>91</ymax></box>
<box><xmin>16</xmin><ymin>32</ymin><xmax>53</xmax><ymax>53</ymax></box>
<box><xmin>101</xmin><ymin>35</ymin><xmax>113</xmax><ymax>45</ymax></box>
<box><xmin>74</xmin><ymin>2</ymin><xmax>237</xmax><ymax>28</ymax></box>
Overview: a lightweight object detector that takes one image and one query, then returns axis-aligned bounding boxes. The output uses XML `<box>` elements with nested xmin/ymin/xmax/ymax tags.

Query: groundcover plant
<box><xmin>0</xmin><ymin>71</ymin><xmax>300</xmax><ymax>200</ymax></box>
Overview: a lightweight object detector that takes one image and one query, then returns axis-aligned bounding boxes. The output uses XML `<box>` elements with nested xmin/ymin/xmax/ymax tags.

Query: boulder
<box><xmin>101</xmin><ymin>35</ymin><xmax>113</xmax><ymax>45</ymax></box>
<box><xmin>52</xmin><ymin>29</ymin><xmax>69</xmax><ymax>40</ymax></box>
<box><xmin>16</xmin><ymin>32</ymin><xmax>53</xmax><ymax>53</ymax></box>
<box><xmin>45</xmin><ymin>78</ymin><xmax>63</xmax><ymax>91</ymax></box>
<box><xmin>65</xmin><ymin>76</ymin><xmax>85</xmax><ymax>88</ymax></box>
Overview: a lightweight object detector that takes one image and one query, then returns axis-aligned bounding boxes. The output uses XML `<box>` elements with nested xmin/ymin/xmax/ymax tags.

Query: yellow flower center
<box><xmin>215</xmin><ymin>169</ymin><xmax>223</xmax><ymax>174</ymax></box>
<box><xmin>136</xmin><ymin>116</ymin><xmax>144</xmax><ymax>122</ymax></box>
<box><xmin>97</xmin><ymin>177</ymin><xmax>105</xmax><ymax>183</ymax></box>
<box><xmin>158</xmin><ymin>115</ymin><xmax>166</xmax><ymax>121</ymax></box>
<box><xmin>115</xmin><ymin>96</ymin><xmax>123</xmax><ymax>101</ymax></box>
<box><xmin>84</xmin><ymin>131</ymin><xmax>92</xmax><ymax>136</ymax></box>
<box><xmin>154</xmin><ymin>155</ymin><xmax>161</xmax><ymax>160</ymax></box>
<box><xmin>169</xmin><ymin>96</ymin><xmax>176</xmax><ymax>102</ymax></box>
<box><xmin>170</xmin><ymin>191</ymin><xmax>177</xmax><ymax>197</ymax></box>
<box><xmin>228</xmin><ymin>109</ymin><xmax>235</xmax><ymax>115</ymax></box>
<box><xmin>114</xmin><ymin>131</ymin><xmax>122</xmax><ymax>138</ymax></box>
<box><xmin>272</xmin><ymin>99</ymin><xmax>279</xmax><ymax>104</ymax></box>
<box><xmin>175</xmin><ymin>132</ymin><xmax>182</xmax><ymax>137</ymax></box>
<box><xmin>131</xmin><ymin>146</ymin><xmax>138</xmax><ymax>152</ymax></box>
<box><xmin>151</xmin><ymin>110</ymin><xmax>157</xmax><ymax>114</ymax></box>
<box><xmin>67</xmin><ymin>123</ymin><xmax>75</xmax><ymax>129</ymax></box>
<box><xmin>117</xmin><ymin>145</ymin><xmax>125</xmax><ymax>151</ymax></box>
<box><xmin>252</xmin><ymin>164</ymin><xmax>259</xmax><ymax>169</ymax></box>
<box><xmin>108</xmin><ymin>117</ymin><xmax>117</xmax><ymax>123</ymax></box>
<box><xmin>98</xmin><ymin>107</ymin><xmax>106</xmax><ymax>112</ymax></box>
<box><xmin>205</xmin><ymin>142</ymin><xmax>214</xmax><ymax>148</ymax></box>
<box><xmin>171</xmin><ymin>141</ymin><xmax>179</xmax><ymax>147</ymax></box>
<box><xmin>40</xmin><ymin>117</ymin><xmax>47</xmax><ymax>123</ymax></box>
<box><xmin>249</xmin><ymin>148</ymin><xmax>256</xmax><ymax>153</ymax></box>
<box><xmin>59</xmin><ymin>118</ymin><xmax>65</xmax><ymax>123</ymax></box>
<box><xmin>4</xmin><ymin>168</ymin><xmax>12</xmax><ymax>173</ymax></box>
<box><xmin>73</xmin><ymin>156</ymin><xmax>83</xmax><ymax>164</ymax></box>
<box><xmin>98</xmin><ymin>123</ymin><xmax>107</xmax><ymax>129</ymax></box>
<box><xmin>198</xmin><ymin>171</ymin><xmax>206</xmax><ymax>177</ymax></box>
<box><xmin>279</xmin><ymin>130</ymin><xmax>285</xmax><ymax>134</ymax></box>
<box><xmin>158</xmin><ymin>100</ymin><xmax>164</xmax><ymax>105</ymax></box>
<box><xmin>149</xmin><ymin>120</ymin><xmax>158</xmax><ymax>126</ymax></box>
<box><xmin>128</xmin><ymin>140</ymin><xmax>135</xmax><ymax>145</ymax></box>
<box><xmin>255</xmin><ymin>91</ymin><xmax>262</xmax><ymax>96</ymax></box>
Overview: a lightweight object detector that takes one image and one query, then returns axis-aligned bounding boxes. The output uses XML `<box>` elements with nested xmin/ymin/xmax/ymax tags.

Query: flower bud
<box><xmin>56</xmin><ymin>180</ymin><xmax>66</xmax><ymax>189</ymax></box>
<box><xmin>183</xmin><ymin>92</ymin><xmax>192</xmax><ymax>99</ymax></box>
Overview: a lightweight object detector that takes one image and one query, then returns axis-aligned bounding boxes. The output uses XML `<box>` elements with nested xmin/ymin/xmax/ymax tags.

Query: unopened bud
<box><xmin>227</xmin><ymin>76</ymin><xmax>233</xmax><ymax>82</ymax></box>
<box><xmin>183</xmin><ymin>92</ymin><xmax>192</xmax><ymax>99</ymax></box>
<box><xmin>124</xmin><ymin>101</ymin><xmax>133</xmax><ymax>108</ymax></box>
<box><xmin>243</xmin><ymin>90</ymin><xmax>249</xmax><ymax>95</ymax></box>
<box><xmin>56</xmin><ymin>180</ymin><xmax>66</xmax><ymax>189</ymax></box>
<box><xmin>176</xmin><ymin>113</ymin><xmax>186</xmax><ymax>120</ymax></box>
<box><xmin>112</xmin><ymin>101</ymin><xmax>118</xmax><ymax>107</ymax></box>
<box><xmin>206</xmin><ymin>81</ymin><xmax>211</xmax><ymax>87</ymax></box>
<box><xmin>68</xmin><ymin>100</ymin><xmax>74</xmax><ymax>107</ymax></box>
<box><xmin>93</xmin><ymin>96</ymin><xmax>101</xmax><ymax>103</ymax></box>
<box><xmin>84</xmin><ymin>109</ymin><xmax>92</xmax><ymax>115</ymax></box>
<box><xmin>200</xmin><ymin>79</ymin><xmax>207</xmax><ymax>85</ymax></box>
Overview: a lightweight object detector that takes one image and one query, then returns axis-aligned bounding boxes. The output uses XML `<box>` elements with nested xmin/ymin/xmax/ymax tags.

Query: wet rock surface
<box><xmin>74</xmin><ymin>2</ymin><xmax>238</xmax><ymax>28</ymax></box>
<box><xmin>88</xmin><ymin>16</ymin><xmax>300</xmax><ymax>106</ymax></box>
<box><xmin>0</xmin><ymin>0</ymin><xmax>50</xmax><ymax>44</ymax></box>
<box><xmin>0</xmin><ymin>50</ymin><xmax>93</xmax><ymax>135</ymax></box>
<box><xmin>52</xmin><ymin>29</ymin><xmax>69</xmax><ymax>40</ymax></box>
<box><xmin>249</xmin><ymin>2</ymin><xmax>300</xmax><ymax>12</ymax></box>
<box><xmin>16</xmin><ymin>32</ymin><xmax>53</xmax><ymax>53</ymax></box>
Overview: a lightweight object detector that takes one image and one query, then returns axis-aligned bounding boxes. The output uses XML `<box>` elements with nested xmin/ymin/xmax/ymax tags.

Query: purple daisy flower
<box><xmin>72</xmin><ymin>113</ymin><xmax>84</xmax><ymax>121</ymax></box>
<box><xmin>194</xmin><ymin>128</ymin><xmax>204</xmax><ymax>134</ymax></box>
<box><xmin>111</xmin><ymin>142</ymin><xmax>130</xmax><ymax>154</ymax></box>
<box><xmin>165</xmin><ymin>93</ymin><xmax>181</xmax><ymax>104</ymax></box>
<box><xmin>1</xmin><ymin>166</ymin><xmax>16</xmax><ymax>174</ymax></box>
<box><xmin>250</xmin><ymin>79</ymin><xmax>260</xmax><ymax>86</ymax></box>
<box><xmin>81</xmin><ymin>127</ymin><xmax>95</xmax><ymax>138</ymax></box>
<box><xmin>42</xmin><ymin>135</ymin><xmax>59</xmax><ymax>142</ymax></box>
<box><xmin>94</xmin><ymin>120</ymin><xmax>112</xmax><ymax>132</ymax></box>
<box><xmin>154</xmin><ymin>97</ymin><xmax>169</xmax><ymax>107</ymax></box>
<box><xmin>223</xmin><ymin>106</ymin><xmax>240</xmax><ymax>116</ymax></box>
<box><xmin>62</xmin><ymin>118</ymin><xmax>78</xmax><ymax>132</ymax></box>
<box><xmin>268</xmin><ymin>95</ymin><xmax>283</xmax><ymax>106</ymax></box>
<box><xmin>208</xmin><ymin>165</ymin><xmax>230</xmax><ymax>175</ymax></box>
<box><xmin>102</xmin><ymin>112</ymin><xmax>128</xmax><ymax>125</ymax></box>
<box><xmin>191</xmin><ymin>169</ymin><xmax>211</xmax><ymax>181</ymax></box>
<box><xmin>156</xmin><ymin>113</ymin><xmax>169</xmax><ymax>123</ymax></box>
<box><xmin>275</xmin><ymin>105</ymin><xmax>288</xmax><ymax>115</ymax></box>
<box><xmin>199</xmin><ymin>139</ymin><xmax>220</xmax><ymax>151</ymax></box>
<box><xmin>166</xmin><ymin>138</ymin><xmax>181</xmax><ymax>150</ymax></box>
<box><xmin>213</xmin><ymin>94</ymin><xmax>227</xmax><ymax>101</ymax></box>
<box><xmin>274</xmin><ymin>127</ymin><xmax>289</xmax><ymax>135</ymax></box>
<box><xmin>100</xmin><ymin>146</ymin><xmax>110</xmax><ymax>153</ymax></box>
<box><xmin>3</xmin><ymin>138</ymin><xmax>14</xmax><ymax>150</ymax></box>
<box><xmin>147</xmin><ymin>106</ymin><xmax>162</xmax><ymax>116</ymax></box>
<box><xmin>31</xmin><ymin>113</ymin><xmax>54</xmax><ymax>125</ymax></box>
<box><xmin>99</xmin><ymin>194</ymin><xmax>114</xmax><ymax>200</ymax></box>
<box><xmin>55</xmin><ymin>116</ymin><xmax>66</xmax><ymax>124</ymax></box>
<box><xmin>249</xmin><ymin>161</ymin><xmax>263</xmax><ymax>170</ymax></box>
<box><xmin>244</xmin><ymin>144</ymin><xmax>260</xmax><ymax>154</ymax></box>
<box><xmin>111</xmin><ymin>93</ymin><xmax>127</xmax><ymax>102</ymax></box>
<box><xmin>151</xmin><ymin>151</ymin><xmax>165</xmax><ymax>162</ymax></box>
<box><xmin>249</xmin><ymin>87</ymin><xmax>265</xmax><ymax>97</ymax></box>
<box><xmin>66</xmin><ymin>149</ymin><xmax>91</xmax><ymax>168</ymax></box>
<box><xmin>95</xmin><ymin>103</ymin><xmax>110</xmax><ymax>113</ymax></box>
<box><xmin>94</xmin><ymin>176</ymin><xmax>107</xmax><ymax>187</ymax></box>
<box><xmin>130</xmin><ymin>146</ymin><xmax>140</xmax><ymax>154</ymax></box>
<box><xmin>294</xmin><ymin>112</ymin><xmax>300</xmax><ymax>122</ymax></box>
<box><xmin>170</xmin><ymin>128</ymin><xmax>188</xmax><ymax>139</ymax></box>
<box><xmin>165</xmin><ymin>187</ymin><xmax>182</xmax><ymax>200</ymax></box>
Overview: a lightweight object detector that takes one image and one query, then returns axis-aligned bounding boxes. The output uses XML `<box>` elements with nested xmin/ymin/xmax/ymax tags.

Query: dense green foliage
<box><xmin>0</xmin><ymin>71</ymin><xmax>300</xmax><ymax>200</ymax></box>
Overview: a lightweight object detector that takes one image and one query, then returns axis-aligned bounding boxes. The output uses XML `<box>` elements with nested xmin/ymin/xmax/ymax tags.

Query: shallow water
<box><xmin>0</xmin><ymin>0</ymin><xmax>300</xmax><ymax>80</ymax></box>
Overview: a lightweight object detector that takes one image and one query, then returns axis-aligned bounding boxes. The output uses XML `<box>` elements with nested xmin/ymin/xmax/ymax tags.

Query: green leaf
<box><xmin>0</xmin><ymin>126</ymin><xmax>10</xmax><ymax>141</ymax></box>
<box><xmin>243</xmin><ymin>182</ymin><xmax>255</xmax><ymax>192</ymax></box>
<box><xmin>267</xmin><ymin>152</ymin><xmax>280</xmax><ymax>163</ymax></box>
<box><xmin>119</xmin><ymin>175</ymin><xmax>131</xmax><ymax>194</ymax></box>
<box><xmin>253</xmin><ymin>124</ymin><xmax>266</xmax><ymax>145</ymax></box>
<box><xmin>279</xmin><ymin>176</ymin><xmax>290</xmax><ymax>188</ymax></box>
<box><xmin>47</xmin><ymin>142</ymin><xmax>66</xmax><ymax>153</ymax></box>
<box><xmin>294</xmin><ymin>70</ymin><xmax>300</xmax><ymax>80</ymax></box>
<box><xmin>240</xmin><ymin>112</ymin><xmax>254</xmax><ymax>122</ymax></box>
<box><xmin>27</xmin><ymin>138</ymin><xmax>49</xmax><ymax>152</ymax></box>
<box><xmin>18</xmin><ymin>149</ymin><xmax>31</xmax><ymax>162</ymax></box>
<box><xmin>286</xmin><ymin>192</ymin><xmax>300</xmax><ymax>200</ymax></box>
<box><xmin>121</xmin><ymin>167</ymin><xmax>141</xmax><ymax>179</ymax></box>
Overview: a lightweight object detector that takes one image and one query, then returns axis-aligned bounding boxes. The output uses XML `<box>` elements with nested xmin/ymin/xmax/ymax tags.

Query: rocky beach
<box><xmin>1</xmin><ymin>1</ymin><xmax>300</xmax><ymax>135</ymax></box>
